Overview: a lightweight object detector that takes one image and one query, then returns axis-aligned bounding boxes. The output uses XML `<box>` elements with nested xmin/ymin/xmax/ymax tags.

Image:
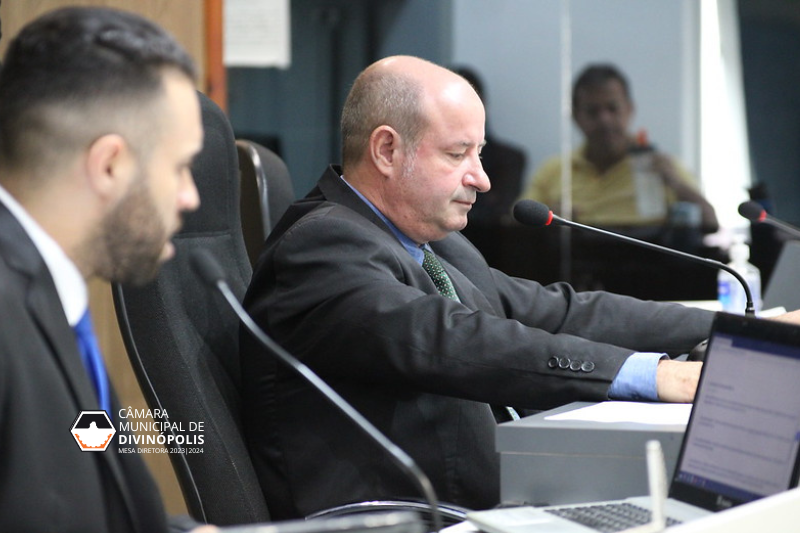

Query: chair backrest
<box><xmin>236</xmin><ymin>139</ymin><xmax>296</xmax><ymax>266</ymax></box>
<box><xmin>112</xmin><ymin>92</ymin><xmax>271</xmax><ymax>525</ymax></box>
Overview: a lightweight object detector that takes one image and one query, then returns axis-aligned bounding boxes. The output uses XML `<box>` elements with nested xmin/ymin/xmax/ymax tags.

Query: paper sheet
<box><xmin>224</xmin><ymin>0</ymin><xmax>291</xmax><ymax>68</ymax></box>
<box><xmin>544</xmin><ymin>401</ymin><xmax>692</xmax><ymax>425</ymax></box>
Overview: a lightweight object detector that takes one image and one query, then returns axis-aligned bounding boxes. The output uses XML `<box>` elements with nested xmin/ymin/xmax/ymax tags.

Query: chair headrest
<box><xmin>181</xmin><ymin>92</ymin><xmax>241</xmax><ymax>236</ymax></box>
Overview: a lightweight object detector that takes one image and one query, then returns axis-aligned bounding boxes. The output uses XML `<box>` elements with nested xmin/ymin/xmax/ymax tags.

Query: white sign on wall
<box><xmin>224</xmin><ymin>0</ymin><xmax>291</xmax><ymax>68</ymax></box>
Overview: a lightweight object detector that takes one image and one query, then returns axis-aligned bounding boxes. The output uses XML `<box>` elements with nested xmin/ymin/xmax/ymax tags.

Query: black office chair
<box><xmin>236</xmin><ymin>139</ymin><xmax>296</xmax><ymax>266</ymax></box>
<box><xmin>113</xmin><ymin>92</ymin><xmax>269</xmax><ymax>525</ymax></box>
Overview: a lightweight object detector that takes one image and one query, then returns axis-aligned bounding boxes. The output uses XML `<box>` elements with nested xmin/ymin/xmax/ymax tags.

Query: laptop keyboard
<box><xmin>545</xmin><ymin>502</ymin><xmax>682</xmax><ymax>533</ymax></box>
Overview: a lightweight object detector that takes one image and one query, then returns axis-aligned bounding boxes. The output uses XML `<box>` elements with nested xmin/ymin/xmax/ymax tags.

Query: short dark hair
<box><xmin>0</xmin><ymin>7</ymin><xmax>196</xmax><ymax>175</ymax></box>
<box><xmin>572</xmin><ymin>63</ymin><xmax>632</xmax><ymax>110</ymax></box>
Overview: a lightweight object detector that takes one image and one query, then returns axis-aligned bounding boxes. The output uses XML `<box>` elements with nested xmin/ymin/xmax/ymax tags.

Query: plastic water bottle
<box><xmin>718</xmin><ymin>238</ymin><xmax>761</xmax><ymax>315</ymax></box>
<box><xmin>629</xmin><ymin>129</ymin><xmax>667</xmax><ymax>220</ymax></box>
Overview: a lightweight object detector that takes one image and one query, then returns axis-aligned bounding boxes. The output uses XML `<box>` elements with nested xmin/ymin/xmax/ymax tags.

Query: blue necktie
<box><xmin>73</xmin><ymin>310</ymin><xmax>111</xmax><ymax>416</ymax></box>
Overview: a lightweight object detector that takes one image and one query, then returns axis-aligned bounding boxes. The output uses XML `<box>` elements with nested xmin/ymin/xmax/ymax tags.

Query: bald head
<box><xmin>340</xmin><ymin>55</ymin><xmax>480</xmax><ymax>173</ymax></box>
<box><xmin>339</xmin><ymin>56</ymin><xmax>488</xmax><ymax>244</ymax></box>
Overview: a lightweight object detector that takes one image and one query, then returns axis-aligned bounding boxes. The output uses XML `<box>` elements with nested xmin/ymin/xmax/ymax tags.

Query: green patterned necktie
<box><xmin>421</xmin><ymin>247</ymin><xmax>460</xmax><ymax>302</ymax></box>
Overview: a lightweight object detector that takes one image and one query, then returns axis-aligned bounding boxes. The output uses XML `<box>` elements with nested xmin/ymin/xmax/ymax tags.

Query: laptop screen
<box><xmin>763</xmin><ymin>241</ymin><xmax>800</xmax><ymax>311</ymax></box>
<box><xmin>670</xmin><ymin>313</ymin><xmax>800</xmax><ymax>511</ymax></box>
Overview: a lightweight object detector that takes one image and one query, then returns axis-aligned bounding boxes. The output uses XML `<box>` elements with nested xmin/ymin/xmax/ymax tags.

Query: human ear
<box><xmin>369</xmin><ymin>125</ymin><xmax>402</xmax><ymax>176</ymax></box>
<box><xmin>84</xmin><ymin>133</ymin><xmax>133</xmax><ymax>201</ymax></box>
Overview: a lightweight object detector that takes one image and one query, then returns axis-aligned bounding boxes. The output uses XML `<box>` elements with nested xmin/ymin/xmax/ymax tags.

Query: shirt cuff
<box><xmin>608</xmin><ymin>352</ymin><xmax>668</xmax><ymax>401</ymax></box>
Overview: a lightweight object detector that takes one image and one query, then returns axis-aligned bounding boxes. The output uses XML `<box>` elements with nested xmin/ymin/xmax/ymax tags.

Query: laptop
<box><xmin>763</xmin><ymin>241</ymin><xmax>800</xmax><ymax>312</ymax></box>
<box><xmin>468</xmin><ymin>312</ymin><xmax>800</xmax><ymax>533</ymax></box>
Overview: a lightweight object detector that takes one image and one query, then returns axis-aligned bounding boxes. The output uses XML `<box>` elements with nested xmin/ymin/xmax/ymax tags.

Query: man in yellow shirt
<box><xmin>521</xmin><ymin>64</ymin><xmax>718</xmax><ymax>233</ymax></box>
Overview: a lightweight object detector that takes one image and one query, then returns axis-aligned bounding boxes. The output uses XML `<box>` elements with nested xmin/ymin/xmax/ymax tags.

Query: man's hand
<box><xmin>650</xmin><ymin>151</ymin><xmax>719</xmax><ymax>232</ymax></box>
<box><xmin>771</xmin><ymin>309</ymin><xmax>800</xmax><ymax>325</ymax></box>
<box><xmin>656</xmin><ymin>359</ymin><xmax>702</xmax><ymax>403</ymax></box>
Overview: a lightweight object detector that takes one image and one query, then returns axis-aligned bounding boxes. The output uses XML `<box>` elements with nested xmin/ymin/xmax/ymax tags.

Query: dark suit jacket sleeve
<box><xmin>247</xmin><ymin>202</ymin><xmax>713</xmax><ymax>410</ymax></box>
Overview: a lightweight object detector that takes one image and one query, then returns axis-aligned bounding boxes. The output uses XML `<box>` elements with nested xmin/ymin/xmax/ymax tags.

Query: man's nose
<box><xmin>466</xmin><ymin>155</ymin><xmax>491</xmax><ymax>193</ymax></box>
<box><xmin>181</xmin><ymin>173</ymin><xmax>201</xmax><ymax>212</ymax></box>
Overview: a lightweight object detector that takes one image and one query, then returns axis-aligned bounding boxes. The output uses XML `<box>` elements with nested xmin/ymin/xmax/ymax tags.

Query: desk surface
<box><xmin>498</xmin><ymin>401</ymin><xmax>688</xmax><ymax>454</ymax></box>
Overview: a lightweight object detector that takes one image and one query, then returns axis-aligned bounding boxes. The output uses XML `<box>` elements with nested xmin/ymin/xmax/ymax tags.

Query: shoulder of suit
<box><xmin>279</xmin><ymin>201</ymin><xmax>391</xmax><ymax>246</ymax></box>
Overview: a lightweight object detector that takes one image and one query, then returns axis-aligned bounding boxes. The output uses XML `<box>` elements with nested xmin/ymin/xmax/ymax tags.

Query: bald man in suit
<box><xmin>241</xmin><ymin>56</ymin><xmax>721</xmax><ymax>519</ymax></box>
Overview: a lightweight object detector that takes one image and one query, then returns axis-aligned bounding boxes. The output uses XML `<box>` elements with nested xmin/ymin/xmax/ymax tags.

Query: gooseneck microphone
<box><xmin>738</xmin><ymin>200</ymin><xmax>800</xmax><ymax>240</ymax></box>
<box><xmin>513</xmin><ymin>200</ymin><xmax>756</xmax><ymax>316</ymax></box>
<box><xmin>190</xmin><ymin>249</ymin><xmax>443</xmax><ymax>533</ymax></box>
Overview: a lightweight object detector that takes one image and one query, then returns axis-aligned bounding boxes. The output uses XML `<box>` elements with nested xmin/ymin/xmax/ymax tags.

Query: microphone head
<box><xmin>190</xmin><ymin>249</ymin><xmax>227</xmax><ymax>287</ymax></box>
<box><xmin>513</xmin><ymin>200</ymin><xmax>554</xmax><ymax>227</ymax></box>
<box><xmin>738</xmin><ymin>200</ymin><xmax>767</xmax><ymax>223</ymax></box>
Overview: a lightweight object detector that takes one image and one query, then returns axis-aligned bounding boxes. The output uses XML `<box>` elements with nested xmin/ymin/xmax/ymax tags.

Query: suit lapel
<box><xmin>0</xmin><ymin>199</ymin><xmax>99</xmax><ymax>411</ymax></box>
<box><xmin>438</xmin><ymin>256</ymin><xmax>492</xmax><ymax>310</ymax></box>
<box><xmin>318</xmin><ymin>166</ymin><xmax>498</xmax><ymax>312</ymax></box>
<box><xmin>26</xmin><ymin>277</ymin><xmax>99</xmax><ymax>409</ymax></box>
<box><xmin>318</xmin><ymin>165</ymin><xmax>400</xmax><ymax>242</ymax></box>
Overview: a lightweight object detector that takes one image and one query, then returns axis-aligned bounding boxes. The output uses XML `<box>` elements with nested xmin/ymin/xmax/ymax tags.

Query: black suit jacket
<box><xmin>240</xmin><ymin>166</ymin><xmax>714</xmax><ymax>519</ymax></box>
<box><xmin>0</xmin><ymin>201</ymin><xmax>170</xmax><ymax>533</ymax></box>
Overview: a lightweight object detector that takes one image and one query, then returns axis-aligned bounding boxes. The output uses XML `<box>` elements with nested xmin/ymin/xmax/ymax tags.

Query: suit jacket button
<box><xmin>569</xmin><ymin>360</ymin><xmax>582</xmax><ymax>371</ymax></box>
<box><xmin>581</xmin><ymin>361</ymin><xmax>596</xmax><ymax>373</ymax></box>
<box><xmin>558</xmin><ymin>357</ymin><xmax>571</xmax><ymax>369</ymax></box>
<box><xmin>547</xmin><ymin>357</ymin><xmax>559</xmax><ymax>369</ymax></box>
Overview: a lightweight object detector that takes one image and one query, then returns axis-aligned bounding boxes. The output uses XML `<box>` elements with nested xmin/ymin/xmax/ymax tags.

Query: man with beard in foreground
<box><xmin>0</xmin><ymin>7</ymin><xmax>216</xmax><ymax>532</ymax></box>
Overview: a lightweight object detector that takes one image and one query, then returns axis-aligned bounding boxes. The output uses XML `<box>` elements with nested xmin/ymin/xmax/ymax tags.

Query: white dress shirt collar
<box><xmin>0</xmin><ymin>183</ymin><xmax>87</xmax><ymax>326</ymax></box>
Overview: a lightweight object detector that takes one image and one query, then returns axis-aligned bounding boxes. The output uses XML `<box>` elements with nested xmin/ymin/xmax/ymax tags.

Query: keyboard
<box><xmin>545</xmin><ymin>502</ymin><xmax>682</xmax><ymax>533</ymax></box>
